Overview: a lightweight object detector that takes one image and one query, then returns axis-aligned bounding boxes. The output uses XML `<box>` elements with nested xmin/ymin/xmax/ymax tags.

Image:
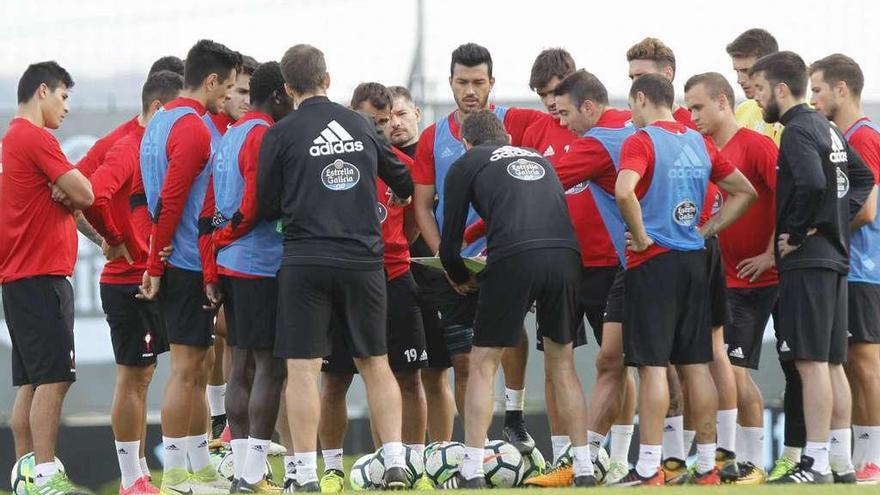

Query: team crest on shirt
<box><xmin>566</xmin><ymin>181</ymin><xmax>589</xmax><ymax>195</ymax></box>
<box><xmin>321</xmin><ymin>159</ymin><xmax>360</xmax><ymax>190</ymax></box>
<box><xmin>506</xmin><ymin>159</ymin><xmax>546</xmax><ymax>181</ymax></box>
<box><xmin>377</xmin><ymin>202</ymin><xmax>388</xmax><ymax>223</ymax></box>
<box><xmin>837</xmin><ymin>167</ymin><xmax>850</xmax><ymax>198</ymax></box>
<box><xmin>712</xmin><ymin>191</ymin><xmax>723</xmax><ymax>214</ymax></box>
<box><xmin>673</xmin><ymin>199</ymin><xmax>698</xmax><ymax>226</ymax></box>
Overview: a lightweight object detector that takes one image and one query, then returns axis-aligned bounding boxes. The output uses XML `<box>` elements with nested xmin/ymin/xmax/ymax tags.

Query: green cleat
<box><xmin>29</xmin><ymin>472</ymin><xmax>92</xmax><ymax>495</ymax></box>
<box><xmin>768</xmin><ymin>457</ymin><xmax>798</xmax><ymax>482</ymax></box>
<box><xmin>602</xmin><ymin>460</ymin><xmax>629</xmax><ymax>486</ymax></box>
<box><xmin>318</xmin><ymin>469</ymin><xmax>344</xmax><ymax>493</ymax></box>
<box><xmin>413</xmin><ymin>474</ymin><xmax>435</xmax><ymax>490</ymax></box>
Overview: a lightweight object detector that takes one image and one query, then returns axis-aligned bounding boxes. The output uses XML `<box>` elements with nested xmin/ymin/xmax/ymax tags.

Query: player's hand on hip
<box><xmin>136</xmin><ymin>271</ymin><xmax>161</xmax><ymax>300</ymax></box>
<box><xmin>203</xmin><ymin>283</ymin><xmax>223</xmax><ymax>311</ymax></box>
<box><xmin>777</xmin><ymin>229</ymin><xmax>815</xmax><ymax>258</ymax></box>
<box><xmin>736</xmin><ymin>251</ymin><xmax>775</xmax><ymax>282</ymax></box>
<box><xmin>625</xmin><ymin>231</ymin><xmax>654</xmax><ymax>253</ymax></box>
<box><xmin>104</xmin><ymin>241</ymin><xmax>134</xmax><ymax>264</ymax></box>
<box><xmin>158</xmin><ymin>244</ymin><xmax>173</xmax><ymax>263</ymax></box>
<box><xmin>389</xmin><ymin>193</ymin><xmax>411</xmax><ymax>207</ymax></box>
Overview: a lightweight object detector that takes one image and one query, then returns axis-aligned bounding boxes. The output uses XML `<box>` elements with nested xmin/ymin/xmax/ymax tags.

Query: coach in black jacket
<box><xmin>256</xmin><ymin>44</ymin><xmax>413</xmax><ymax>491</ymax></box>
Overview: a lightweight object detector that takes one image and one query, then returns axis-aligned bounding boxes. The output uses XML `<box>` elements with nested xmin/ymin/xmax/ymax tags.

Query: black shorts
<box><xmin>221</xmin><ymin>275</ymin><xmax>278</xmax><ymax>350</ymax></box>
<box><xmin>436</xmin><ymin>287</ymin><xmax>478</xmax><ymax>357</ymax></box>
<box><xmin>413</xmin><ymin>269</ymin><xmax>451</xmax><ymax>369</ymax></box>
<box><xmin>706</xmin><ymin>237</ymin><xmax>731</xmax><ymax>328</ymax></box>
<box><xmin>777</xmin><ymin>268</ymin><xmax>847</xmax><ymax>364</ymax></box>
<box><xmin>474</xmin><ymin>248</ymin><xmax>582</xmax><ymax>348</ymax></box>
<box><xmin>275</xmin><ymin>265</ymin><xmax>386</xmax><ymax>360</ymax></box>
<box><xmin>322</xmin><ymin>272</ymin><xmax>427</xmax><ymax>373</ymax></box>
<box><xmin>724</xmin><ymin>285</ymin><xmax>778</xmax><ymax>369</ymax></box>
<box><xmin>100</xmin><ymin>283</ymin><xmax>168</xmax><ymax>366</ymax></box>
<box><xmin>3</xmin><ymin>276</ymin><xmax>76</xmax><ymax>386</ymax></box>
<box><xmin>603</xmin><ymin>268</ymin><xmax>625</xmax><ymax>325</ymax></box>
<box><xmin>160</xmin><ymin>267</ymin><xmax>214</xmax><ymax>347</ymax></box>
<box><xmin>623</xmin><ymin>250</ymin><xmax>711</xmax><ymax>367</ymax></box>
<box><xmin>536</xmin><ymin>265</ymin><xmax>618</xmax><ymax>350</ymax></box>
<box><xmin>848</xmin><ymin>282</ymin><xmax>880</xmax><ymax>344</ymax></box>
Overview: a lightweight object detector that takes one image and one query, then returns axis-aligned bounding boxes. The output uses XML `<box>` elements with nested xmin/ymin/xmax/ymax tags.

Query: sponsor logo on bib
<box><xmin>566</xmin><ymin>181</ymin><xmax>589</xmax><ymax>195</ymax></box>
<box><xmin>377</xmin><ymin>202</ymin><xmax>388</xmax><ymax>223</ymax></box>
<box><xmin>837</xmin><ymin>167</ymin><xmax>849</xmax><ymax>198</ymax></box>
<box><xmin>321</xmin><ymin>159</ymin><xmax>360</xmax><ymax>190</ymax></box>
<box><xmin>506</xmin><ymin>158</ymin><xmax>546</xmax><ymax>181</ymax></box>
<box><xmin>712</xmin><ymin>190</ymin><xmax>723</xmax><ymax>214</ymax></box>
<box><xmin>673</xmin><ymin>199</ymin><xmax>698</xmax><ymax>226</ymax></box>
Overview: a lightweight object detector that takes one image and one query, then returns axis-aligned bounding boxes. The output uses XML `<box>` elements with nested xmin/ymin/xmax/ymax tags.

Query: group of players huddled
<box><xmin>3</xmin><ymin>26</ymin><xmax>880</xmax><ymax>495</ymax></box>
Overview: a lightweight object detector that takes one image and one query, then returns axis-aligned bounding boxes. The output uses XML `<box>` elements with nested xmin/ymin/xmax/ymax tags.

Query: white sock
<box><xmin>738</xmin><ymin>426</ymin><xmax>764</xmax><ymax>467</ymax></box>
<box><xmin>572</xmin><ymin>445</ymin><xmax>594</xmax><ymax>476</ymax></box>
<box><xmin>295</xmin><ymin>452</ymin><xmax>318</xmax><ymax>484</ymax></box>
<box><xmin>853</xmin><ymin>425</ymin><xmax>867</xmax><ymax>467</ymax></box>
<box><xmin>805</xmin><ymin>441</ymin><xmax>830</xmax><ymax>474</ymax></box>
<box><xmin>162</xmin><ymin>436</ymin><xmax>188</xmax><ymax>471</ymax></box>
<box><xmin>610</xmin><ymin>425</ymin><xmax>634</xmax><ymax>465</ymax></box>
<box><xmin>636</xmin><ymin>444</ymin><xmax>662</xmax><ymax>478</ymax></box>
<box><xmin>829</xmin><ymin>428</ymin><xmax>853</xmax><ymax>473</ymax></box>
<box><xmin>383</xmin><ymin>441</ymin><xmax>406</xmax><ymax>469</ymax></box>
<box><xmin>461</xmin><ymin>446</ymin><xmax>484</xmax><ymax>479</ymax></box>
<box><xmin>186</xmin><ymin>434</ymin><xmax>212</xmax><ymax>472</ymax></box>
<box><xmin>243</xmin><ymin>437</ymin><xmax>271</xmax><ymax>484</ymax></box>
<box><xmin>206</xmin><ymin>384</ymin><xmax>227</xmax><ymax>417</ymax></box>
<box><xmin>717</xmin><ymin>409</ymin><xmax>737</xmax><ymax>453</ymax></box>
<box><xmin>683</xmin><ymin>430</ymin><xmax>696</xmax><ymax>458</ymax></box>
<box><xmin>322</xmin><ymin>448</ymin><xmax>344</xmax><ymax>472</ymax></box>
<box><xmin>696</xmin><ymin>443</ymin><xmax>716</xmax><ymax>474</ymax></box>
<box><xmin>662</xmin><ymin>416</ymin><xmax>685</xmax><ymax>460</ymax></box>
<box><xmin>140</xmin><ymin>457</ymin><xmax>150</xmax><ymax>478</ymax></box>
<box><xmin>408</xmin><ymin>444</ymin><xmax>425</xmax><ymax>458</ymax></box>
<box><xmin>864</xmin><ymin>426</ymin><xmax>880</xmax><ymax>465</ymax></box>
<box><xmin>284</xmin><ymin>455</ymin><xmax>297</xmax><ymax>480</ymax></box>
<box><xmin>587</xmin><ymin>431</ymin><xmax>606</xmax><ymax>461</ymax></box>
<box><xmin>551</xmin><ymin>435</ymin><xmax>570</xmax><ymax>465</ymax></box>
<box><xmin>33</xmin><ymin>462</ymin><xmax>60</xmax><ymax>487</ymax></box>
<box><xmin>783</xmin><ymin>445</ymin><xmax>802</xmax><ymax>463</ymax></box>
<box><xmin>231</xmin><ymin>439</ymin><xmax>248</xmax><ymax>480</ymax></box>
<box><xmin>505</xmin><ymin>388</ymin><xmax>525</xmax><ymax>411</ymax></box>
<box><xmin>116</xmin><ymin>440</ymin><xmax>142</xmax><ymax>489</ymax></box>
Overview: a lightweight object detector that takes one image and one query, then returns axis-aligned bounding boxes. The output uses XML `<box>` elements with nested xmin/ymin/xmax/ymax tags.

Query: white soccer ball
<box><xmin>404</xmin><ymin>446</ymin><xmax>425</xmax><ymax>485</ymax></box>
<box><xmin>521</xmin><ymin>446</ymin><xmax>547</xmax><ymax>482</ymax></box>
<box><xmin>552</xmin><ymin>442</ymin><xmax>610</xmax><ymax>484</ymax></box>
<box><xmin>350</xmin><ymin>453</ymin><xmax>375</xmax><ymax>491</ymax></box>
<box><xmin>367</xmin><ymin>445</ymin><xmax>425</xmax><ymax>488</ymax></box>
<box><xmin>209</xmin><ymin>448</ymin><xmax>272</xmax><ymax>481</ymax></box>
<box><xmin>483</xmin><ymin>440</ymin><xmax>523</xmax><ymax>488</ymax></box>
<box><xmin>10</xmin><ymin>453</ymin><xmax>65</xmax><ymax>495</ymax></box>
<box><xmin>424</xmin><ymin>441</ymin><xmax>464</xmax><ymax>485</ymax></box>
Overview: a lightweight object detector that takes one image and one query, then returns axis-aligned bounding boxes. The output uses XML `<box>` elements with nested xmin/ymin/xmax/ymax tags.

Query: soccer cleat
<box><xmin>267</xmin><ymin>442</ymin><xmax>287</xmax><ymax>457</ymax></box>
<box><xmin>768</xmin><ymin>456</ymin><xmax>833</xmax><ymax>484</ymax></box>
<box><xmin>191</xmin><ymin>466</ymin><xmax>232</xmax><ymax>493</ymax></box>
<box><xmin>522</xmin><ymin>464</ymin><xmax>573</xmax><ymax>487</ymax></box>
<box><xmin>159</xmin><ymin>468</ymin><xmax>192</xmax><ymax>495</ymax></box>
<box><xmin>383</xmin><ymin>467</ymin><xmax>408</xmax><ymax>491</ymax></box>
<box><xmin>661</xmin><ymin>457</ymin><xmax>690</xmax><ymax>485</ymax></box>
<box><xmin>689</xmin><ymin>467</ymin><xmax>721</xmax><ymax>485</ymax></box>
<box><xmin>735</xmin><ymin>462</ymin><xmax>766</xmax><ymax>485</ymax></box>
<box><xmin>833</xmin><ymin>469</ymin><xmax>857</xmax><ymax>484</ymax></box>
<box><xmin>282</xmin><ymin>479</ymin><xmax>319</xmax><ymax>493</ymax></box>
<box><xmin>231</xmin><ymin>478</ymin><xmax>282</xmax><ymax>493</ymax></box>
<box><xmin>502</xmin><ymin>420</ymin><xmax>535</xmax><ymax>455</ymax></box>
<box><xmin>573</xmin><ymin>474</ymin><xmax>597</xmax><ymax>487</ymax></box>
<box><xmin>120</xmin><ymin>476</ymin><xmax>161</xmax><ymax>495</ymax></box>
<box><xmin>318</xmin><ymin>470</ymin><xmax>344</xmax><ymax>493</ymax></box>
<box><xmin>768</xmin><ymin>456</ymin><xmax>798</xmax><ymax>482</ymax></box>
<box><xmin>30</xmin><ymin>472</ymin><xmax>93</xmax><ymax>495</ymax></box>
<box><xmin>602</xmin><ymin>461</ymin><xmax>630</xmax><ymax>486</ymax></box>
<box><xmin>413</xmin><ymin>474</ymin><xmax>435</xmax><ymax>490</ymax></box>
<box><xmin>282</xmin><ymin>479</ymin><xmax>295</xmax><ymax>492</ymax></box>
<box><xmin>438</xmin><ymin>472</ymin><xmax>486</xmax><ymax>489</ymax></box>
<box><xmin>857</xmin><ymin>463</ymin><xmax>880</xmax><ymax>485</ymax></box>
<box><xmin>613</xmin><ymin>467</ymin><xmax>664</xmax><ymax>487</ymax></box>
<box><xmin>715</xmin><ymin>448</ymin><xmax>738</xmax><ymax>483</ymax></box>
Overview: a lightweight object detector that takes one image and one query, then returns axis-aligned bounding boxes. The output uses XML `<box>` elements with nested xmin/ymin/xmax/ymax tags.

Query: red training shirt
<box><xmin>380</xmin><ymin>147</ymin><xmax>415</xmax><ymax>280</ymax></box>
<box><xmin>77</xmin><ymin>116</ymin><xmax>139</xmax><ymax>178</ymax></box>
<box><xmin>717</xmin><ymin>128</ymin><xmax>778</xmax><ymax>288</ymax></box>
<box><xmin>619</xmin><ymin>121</ymin><xmax>737</xmax><ymax>269</ymax></box>
<box><xmin>83</xmin><ymin>125</ymin><xmax>151</xmax><ymax>285</ymax></box>
<box><xmin>847</xmin><ymin>118</ymin><xmax>880</xmax><ymax>184</ymax></box>
<box><xmin>147</xmin><ymin>97</ymin><xmax>212</xmax><ymax>276</ymax></box>
<box><xmin>0</xmin><ymin>118</ymin><xmax>78</xmax><ymax>283</ymax></box>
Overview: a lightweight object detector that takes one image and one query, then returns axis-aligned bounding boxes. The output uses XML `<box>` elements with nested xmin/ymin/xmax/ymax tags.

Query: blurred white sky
<box><xmin>1</xmin><ymin>0</ymin><xmax>879</xmax><ymax>103</ymax></box>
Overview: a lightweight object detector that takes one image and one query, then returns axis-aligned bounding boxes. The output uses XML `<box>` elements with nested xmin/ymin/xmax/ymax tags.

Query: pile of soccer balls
<box><xmin>350</xmin><ymin>440</ymin><xmax>547</xmax><ymax>490</ymax></box>
<box><xmin>210</xmin><ymin>447</ymin><xmax>274</xmax><ymax>482</ymax></box>
<box><xmin>10</xmin><ymin>453</ymin><xmax>66</xmax><ymax>495</ymax></box>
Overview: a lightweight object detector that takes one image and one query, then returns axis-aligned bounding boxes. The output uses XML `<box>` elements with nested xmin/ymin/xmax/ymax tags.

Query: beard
<box><xmin>761</xmin><ymin>94</ymin><xmax>781</xmax><ymax>124</ymax></box>
<box><xmin>455</xmin><ymin>92</ymin><xmax>490</xmax><ymax>114</ymax></box>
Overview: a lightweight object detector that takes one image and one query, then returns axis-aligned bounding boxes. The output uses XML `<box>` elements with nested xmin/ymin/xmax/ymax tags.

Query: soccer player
<box><xmin>257</xmin><ymin>44</ymin><xmax>414</xmax><ymax>491</ymax></box>
<box><xmin>438</xmin><ymin>109</ymin><xmax>595</xmax><ymax>488</ymax></box>
<box><xmin>627</xmin><ymin>38</ymin><xmax>739</xmax><ymax>482</ymax></box>
<box><xmin>83</xmin><ymin>70</ymin><xmax>183</xmax><ymax>495</ymax></box>
<box><xmin>810</xmin><ymin>53</ymin><xmax>880</xmax><ymax>484</ymax></box>
<box><xmin>750</xmin><ymin>51</ymin><xmax>873</xmax><ymax>483</ymax></box>
<box><xmin>1</xmin><ymin>61</ymin><xmax>94</xmax><ymax>494</ymax></box>
<box><xmin>138</xmin><ymin>39</ymin><xmax>241</xmax><ymax>495</ymax></box>
<box><xmin>412</xmin><ymin>42</ymin><xmax>543</xmax><ymax>452</ymax></box>
<box><xmin>209</xmin><ymin>60</ymin><xmax>293</xmax><ymax>493</ymax></box>
<box><xmin>614</xmin><ymin>74</ymin><xmax>756</xmax><ymax>486</ymax></box>
<box><xmin>150</xmin><ymin>56</ymin><xmax>186</xmax><ymax>77</ymax></box>
<box><xmin>317</xmin><ymin>82</ymin><xmax>430</xmax><ymax>492</ymax></box>
<box><xmin>388</xmin><ymin>85</ymin><xmax>458</xmax><ymax>443</ymax></box>
<box><xmin>684</xmin><ymin>72</ymin><xmax>779</xmax><ymax>484</ymax></box>
<box><xmin>522</xmin><ymin>69</ymin><xmax>636</xmax><ymax>487</ymax></box>
<box><xmin>725</xmin><ymin>29</ymin><xmax>783</xmax><ymax>143</ymax></box>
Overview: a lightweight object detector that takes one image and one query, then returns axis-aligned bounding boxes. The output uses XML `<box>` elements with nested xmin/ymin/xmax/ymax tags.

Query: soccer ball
<box><xmin>10</xmin><ymin>452</ymin><xmax>65</xmax><ymax>495</ymax></box>
<box><xmin>552</xmin><ymin>443</ymin><xmax>610</xmax><ymax>484</ymax></box>
<box><xmin>521</xmin><ymin>446</ymin><xmax>547</xmax><ymax>482</ymax></box>
<box><xmin>483</xmin><ymin>440</ymin><xmax>523</xmax><ymax>488</ymax></box>
<box><xmin>350</xmin><ymin>453</ymin><xmax>374</xmax><ymax>491</ymax></box>
<box><xmin>367</xmin><ymin>445</ymin><xmax>424</xmax><ymax>488</ymax></box>
<box><xmin>209</xmin><ymin>448</ymin><xmax>272</xmax><ymax>481</ymax></box>
<box><xmin>424</xmin><ymin>442</ymin><xmax>464</xmax><ymax>485</ymax></box>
